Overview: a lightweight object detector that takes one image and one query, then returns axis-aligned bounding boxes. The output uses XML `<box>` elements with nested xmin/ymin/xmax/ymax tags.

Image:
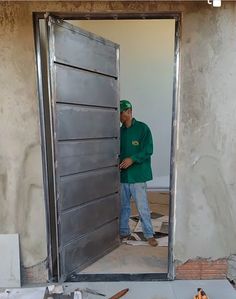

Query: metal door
<box><xmin>45</xmin><ymin>16</ymin><xmax>120</xmax><ymax>280</ymax></box>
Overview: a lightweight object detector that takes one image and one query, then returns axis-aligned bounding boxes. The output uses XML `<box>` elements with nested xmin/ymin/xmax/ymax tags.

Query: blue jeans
<box><xmin>120</xmin><ymin>183</ymin><xmax>154</xmax><ymax>239</ymax></box>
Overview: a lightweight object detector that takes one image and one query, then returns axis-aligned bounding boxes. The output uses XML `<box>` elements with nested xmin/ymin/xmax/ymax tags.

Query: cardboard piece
<box><xmin>0</xmin><ymin>287</ymin><xmax>46</xmax><ymax>299</ymax></box>
<box><xmin>0</xmin><ymin>234</ymin><xmax>21</xmax><ymax>288</ymax></box>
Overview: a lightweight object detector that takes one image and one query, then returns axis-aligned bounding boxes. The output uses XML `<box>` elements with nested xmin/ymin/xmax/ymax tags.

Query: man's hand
<box><xmin>119</xmin><ymin>158</ymin><xmax>133</xmax><ymax>169</ymax></box>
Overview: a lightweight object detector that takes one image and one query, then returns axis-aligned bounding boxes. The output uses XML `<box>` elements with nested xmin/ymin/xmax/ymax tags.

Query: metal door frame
<box><xmin>33</xmin><ymin>12</ymin><xmax>181</xmax><ymax>282</ymax></box>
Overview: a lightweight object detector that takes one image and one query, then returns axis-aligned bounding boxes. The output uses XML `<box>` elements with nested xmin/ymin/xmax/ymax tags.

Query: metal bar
<box><xmin>43</xmin><ymin>12</ymin><xmax>181</xmax><ymax>20</ymax></box>
<box><xmin>167</xmin><ymin>15</ymin><xmax>181</xmax><ymax>280</ymax></box>
<box><xmin>46</xmin><ymin>15</ymin><xmax>64</xmax><ymax>280</ymax></box>
<box><xmin>68</xmin><ymin>273</ymin><xmax>168</xmax><ymax>282</ymax></box>
<box><xmin>33</xmin><ymin>13</ymin><xmax>58</xmax><ymax>281</ymax></box>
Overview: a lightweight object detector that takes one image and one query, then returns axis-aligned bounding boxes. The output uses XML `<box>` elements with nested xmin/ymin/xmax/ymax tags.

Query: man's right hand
<box><xmin>119</xmin><ymin>158</ymin><xmax>133</xmax><ymax>169</ymax></box>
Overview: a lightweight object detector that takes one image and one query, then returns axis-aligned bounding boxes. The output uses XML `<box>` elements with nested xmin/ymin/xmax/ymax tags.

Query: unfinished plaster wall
<box><xmin>175</xmin><ymin>2</ymin><xmax>236</xmax><ymax>262</ymax></box>
<box><xmin>0</xmin><ymin>1</ymin><xmax>236</xmax><ymax>282</ymax></box>
<box><xmin>0</xmin><ymin>3</ymin><xmax>49</xmax><ymax>282</ymax></box>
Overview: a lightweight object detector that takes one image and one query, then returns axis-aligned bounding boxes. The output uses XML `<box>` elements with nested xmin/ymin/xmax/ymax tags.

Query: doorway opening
<box><xmin>34</xmin><ymin>13</ymin><xmax>180</xmax><ymax>282</ymax></box>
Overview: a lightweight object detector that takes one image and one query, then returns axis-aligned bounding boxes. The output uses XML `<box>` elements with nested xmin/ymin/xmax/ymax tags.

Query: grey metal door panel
<box><xmin>46</xmin><ymin>16</ymin><xmax>120</xmax><ymax>279</ymax></box>
<box><xmin>58</xmin><ymin>139</ymin><xmax>119</xmax><ymax>176</ymax></box>
<box><xmin>55</xmin><ymin>64</ymin><xmax>118</xmax><ymax>108</ymax></box>
<box><xmin>53</xmin><ymin>21</ymin><xmax>117</xmax><ymax>77</ymax></box>
<box><xmin>63</xmin><ymin>220</ymin><xmax>119</xmax><ymax>275</ymax></box>
<box><xmin>60</xmin><ymin>168</ymin><xmax>119</xmax><ymax>211</ymax></box>
<box><xmin>61</xmin><ymin>194</ymin><xmax>119</xmax><ymax>244</ymax></box>
<box><xmin>56</xmin><ymin>104</ymin><xmax>118</xmax><ymax>140</ymax></box>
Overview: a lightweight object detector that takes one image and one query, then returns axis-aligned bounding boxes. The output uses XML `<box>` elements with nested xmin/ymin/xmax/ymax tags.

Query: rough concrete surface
<box><xmin>174</xmin><ymin>2</ymin><xmax>236</xmax><ymax>262</ymax></box>
<box><xmin>0</xmin><ymin>1</ymin><xmax>236</xmax><ymax>283</ymax></box>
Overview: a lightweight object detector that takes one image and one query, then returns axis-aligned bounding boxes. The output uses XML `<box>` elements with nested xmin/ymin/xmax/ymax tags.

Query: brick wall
<box><xmin>176</xmin><ymin>259</ymin><xmax>228</xmax><ymax>280</ymax></box>
<box><xmin>21</xmin><ymin>259</ymin><xmax>48</xmax><ymax>284</ymax></box>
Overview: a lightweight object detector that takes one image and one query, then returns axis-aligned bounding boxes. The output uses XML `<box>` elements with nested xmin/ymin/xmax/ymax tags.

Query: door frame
<box><xmin>33</xmin><ymin>11</ymin><xmax>181</xmax><ymax>282</ymax></box>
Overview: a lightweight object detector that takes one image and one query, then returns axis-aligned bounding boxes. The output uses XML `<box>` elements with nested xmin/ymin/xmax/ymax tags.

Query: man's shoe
<box><xmin>120</xmin><ymin>234</ymin><xmax>131</xmax><ymax>241</ymax></box>
<box><xmin>147</xmin><ymin>237</ymin><xmax>158</xmax><ymax>247</ymax></box>
<box><xmin>120</xmin><ymin>234</ymin><xmax>136</xmax><ymax>241</ymax></box>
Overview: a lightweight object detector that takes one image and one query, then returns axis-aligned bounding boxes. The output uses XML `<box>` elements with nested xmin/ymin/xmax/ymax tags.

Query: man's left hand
<box><xmin>120</xmin><ymin>158</ymin><xmax>133</xmax><ymax>169</ymax></box>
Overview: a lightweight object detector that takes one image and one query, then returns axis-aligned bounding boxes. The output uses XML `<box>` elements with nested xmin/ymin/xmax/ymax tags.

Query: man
<box><xmin>119</xmin><ymin>100</ymin><xmax>157</xmax><ymax>247</ymax></box>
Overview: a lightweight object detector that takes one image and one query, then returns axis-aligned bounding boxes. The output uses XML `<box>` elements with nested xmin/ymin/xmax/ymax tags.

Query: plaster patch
<box><xmin>16</xmin><ymin>144</ymin><xmax>47</xmax><ymax>267</ymax></box>
<box><xmin>195</xmin><ymin>156</ymin><xmax>236</xmax><ymax>249</ymax></box>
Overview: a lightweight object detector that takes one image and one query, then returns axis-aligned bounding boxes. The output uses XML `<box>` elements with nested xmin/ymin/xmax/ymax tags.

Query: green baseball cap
<box><xmin>120</xmin><ymin>100</ymin><xmax>132</xmax><ymax>112</ymax></box>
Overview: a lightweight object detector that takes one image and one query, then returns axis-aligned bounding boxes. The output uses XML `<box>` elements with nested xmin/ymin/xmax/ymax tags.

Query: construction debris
<box><xmin>74</xmin><ymin>288</ymin><xmax>105</xmax><ymax>297</ymax></box>
<box><xmin>134</xmin><ymin>219</ymin><xmax>162</xmax><ymax>233</ymax></box>
<box><xmin>44</xmin><ymin>285</ymin><xmax>106</xmax><ymax>298</ymax></box>
<box><xmin>48</xmin><ymin>285</ymin><xmax>64</xmax><ymax>294</ymax></box>
<box><xmin>123</xmin><ymin>212</ymin><xmax>169</xmax><ymax>246</ymax></box>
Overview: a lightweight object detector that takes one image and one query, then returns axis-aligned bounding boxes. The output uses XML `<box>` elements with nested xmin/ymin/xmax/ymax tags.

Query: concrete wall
<box><xmin>71</xmin><ymin>20</ymin><xmax>175</xmax><ymax>189</ymax></box>
<box><xmin>0</xmin><ymin>1</ymin><xmax>236</xmax><ymax>282</ymax></box>
<box><xmin>174</xmin><ymin>2</ymin><xmax>236</xmax><ymax>262</ymax></box>
<box><xmin>0</xmin><ymin>2</ymin><xmax>48</xmax><ymax>282</ymax></box>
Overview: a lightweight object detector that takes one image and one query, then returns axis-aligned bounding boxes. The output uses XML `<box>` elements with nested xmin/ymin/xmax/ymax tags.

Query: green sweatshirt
<box><xmin>120</xmin><ymin>118</ymin><xmax>153</xmax><ymax>183</ymax></box>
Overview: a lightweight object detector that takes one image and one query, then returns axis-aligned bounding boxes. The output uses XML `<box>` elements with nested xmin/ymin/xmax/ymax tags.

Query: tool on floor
<box><xmin>193</xmin><ymin>288</ymin><xmax>209</xmax><ymax>299</ymax></box>
<box><xmin>74</xmin><ymin>287</ymin><xmax>106</xmax><ymax>297</ymax></box>
<box><xmin>74</xmin><ymin>290</ymin><xmax>83</xmax><ymax>299</ymax></box>
<box><xmin>108</xmin><ymin>288</ymin><xmax>129</xmax><ymax>299</ymax></box>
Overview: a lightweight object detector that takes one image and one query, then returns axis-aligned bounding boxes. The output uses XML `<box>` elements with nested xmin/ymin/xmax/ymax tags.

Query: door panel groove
<box><xmin>59</xmin><ymin>165</ymin><xmax>118</xmax><ymax>178</ymax></box>
<box><xmin>59</xmin><ymin>165</ymin><xmax>119</xmax><ymax>179</ymax></box>
<box><xmin>58</xmin><ymin>137</ymin><xmax>119</xmax><ymax>143</ymax></box>
<box><xmin>60</xmin><ymin>217</ymin><xmax>118</xmax><ymax>252</ymax></box>
<box><xmin>56</xmin><ymin>102</ymin><xmax>118</xmax><ymax>111</ymax></box>
<box><xmin>60</xmin><ymin>224</ymin><xmax>118</xmax><ymax>252</ymax></box>
<box><xmin>54</xmin><ymin>61</ymin><xmax>118</xmax><ymax>79</ymax></box>
<box><xmin>59</xmin><ymin>192</ymin><xmax>119</xmax><ymax>216</ymax></box>
<box><xmin>61</xmin><ymin>192</ymin><xmax>120</xmax><ymax>214</ymax></box>
<box><xmin>60</xmin><ymin>188</ymin><xmax>120</xmax><ymax>212</ymax></box>
<box><xmin>60</xmin><ymin>217</ymin><xmax>119</xmax><ymax>249</ymax></box>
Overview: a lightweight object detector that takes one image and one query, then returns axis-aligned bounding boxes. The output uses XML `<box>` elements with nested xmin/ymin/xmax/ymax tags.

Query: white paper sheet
<box><xmin>157</xmin><ymin>236</ymin><xmax>168</xmax><ymax>247</ymax></box>
<box><xmin>134</xmin><ymin>219</ymin><xmax>162</xmax><ymax>233</ymax></box>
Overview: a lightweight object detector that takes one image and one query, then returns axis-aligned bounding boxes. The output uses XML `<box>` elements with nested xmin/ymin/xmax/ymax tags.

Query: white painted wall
<box><xmin>74</xmin><ymin>20</ymin><xmax>175</xmax><ymax>189</ymax></box>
